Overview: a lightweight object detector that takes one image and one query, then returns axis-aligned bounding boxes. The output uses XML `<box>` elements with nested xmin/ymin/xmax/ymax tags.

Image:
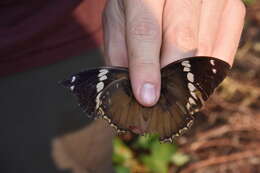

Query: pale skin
<box><xmin>103</xmin><ymin>0</ymin><xmax>246</xmax><ymax>107</ymax></box>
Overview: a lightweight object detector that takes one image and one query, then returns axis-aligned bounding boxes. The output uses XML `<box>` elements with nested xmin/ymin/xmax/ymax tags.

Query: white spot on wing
<box><xmin>186</xmin><ymin>102</ymin><xmax>191</xmax><ymax>110</ymax></box>
<box><xmin>183</xmin><ymin>67</ymin><xmax>190</xmax><ymax>72</ymax></box>
<box><xmin>96</xmin><ymin>82</ymin><xmax>104</xmax><ymax>92</ymax></box>
<box><xmin>110</xmin><ymin>123</ymin><xmax>117</xmax><ymax>129</ymax></box>
<box><xmin>212</xmin><ymin>68</ymin><xmax>217</xmax><ymax>74</ymax></box>
<box><xmin>181</xmin><ymin>61</ymin><xmax>191</xmax><ymax>67</ymax></box>
<box><xmin>189</xmin><ymin>97</ymin><xmax>196</xmax><ymax>105</ymax></box>
<box><xmin>210</xmin><ymin>60</ymin><xmax>215</xmax><ymax>66</ymax></box>
<box><xmin>98</xmin><ymin>69</ymin><xmax>109</xmax><ymax>77</ymax></box>
<box><xmin>70</xmin><ymin>85</ymin><xmax>75</xmax><ymax>91</ymax></box>
<box><xmin>190</xmin><ymin>92</ymin><xmax>197</xmax><ymax>100</ymax></box>
<box><xmin>187</xmin><ymin>73</ymin><xmax>194</xmax><ymax>82</ymax></box>
<box><xmin>194</xmin><ymin>108</ymin><xmax>200</xmax><ymax>113</ymax></box>
<box><xmin>99</xmin><ymin>69</ymin><xmax>109</xmax><ymax>73</ymax></box>
<box><xmin>71</xmin><ymin>76</ymin><xmax>76</xmax><ymax>83</ymax></box>
<box><xmin>95</xmin><ymin>92</ymin><xmax>102</xmax><ymax>110</ymax></box>
<box><xmin>99</xmin><ymin>75</ymin><xmax>108</xmax><ymax>81</ymax></box>
<box><xmin>188</xmin><ymin>83</ymin><xmax>196</xmax><ymax>91</ymax></box>
<box><xmin>187</xmin><ymin>120</ymin><xmax>194</xmax><ymax>128</ymax></box>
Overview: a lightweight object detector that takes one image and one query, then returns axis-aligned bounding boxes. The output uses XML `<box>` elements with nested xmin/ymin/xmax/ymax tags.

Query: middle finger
<box><xmin>160</xmin><ymin>0</ymin><xmax>202</xmax><ymax>67</ymax></box>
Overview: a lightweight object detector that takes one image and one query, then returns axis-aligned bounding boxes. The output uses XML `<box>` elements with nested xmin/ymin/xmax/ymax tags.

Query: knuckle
<box><xmin>137</xmin><ymin>60</ymin><xmax>158</xmax><ymax>66</ymax></box>
<box><xmin>174</xmin><ymin>25</ymin><xmax>197</xmax><ymax>51</ymax></box>
<box><xmin>230</xmin><ymin>0</ymin><xmax>246</xmax><ymax>17</ymax></box>
<box><xmin>198</xmin><ymin>41</ymin><xmax>213</xmax><ymax>56</ymax></box>
<box><xmin>129</xmin><ymin>17</ymin><xmax>161</xmax><ymax>41</ymax></box>
<box><xmin>107</xmin><ymin>48</ymin><xmax>127</xmax><ymax>62</ymax></box>
<box><xmin>131</xmin><ymin>56</ymin><xmax>159</xmax><ymax>67</ymax></box>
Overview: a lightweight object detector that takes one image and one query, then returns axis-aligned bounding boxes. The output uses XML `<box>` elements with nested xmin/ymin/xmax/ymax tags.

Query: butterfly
<box><xmin>61</xmin><ymin>56</ymin><xmax>230</xmax><ymax>142</ymax></box>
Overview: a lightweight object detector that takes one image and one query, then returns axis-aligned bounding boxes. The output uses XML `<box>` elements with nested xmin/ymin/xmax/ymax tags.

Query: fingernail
<box><xmin>141</xmin><ymin>83</ymin><xmax>156</xmax><ymax>105</ymax></box>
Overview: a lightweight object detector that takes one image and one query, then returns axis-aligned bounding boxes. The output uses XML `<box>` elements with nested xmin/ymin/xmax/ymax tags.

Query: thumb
<box><xmin>124</xmin><ymin>0</ymin><xmax>164</xmax><ymax>106</ymax></box>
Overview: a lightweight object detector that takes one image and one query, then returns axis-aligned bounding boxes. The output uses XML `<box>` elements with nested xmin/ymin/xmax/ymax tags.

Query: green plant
<box><xmin>113</xmin><ymin>135</ymin><xmax>190</xmax><ymax>173</ymax></box>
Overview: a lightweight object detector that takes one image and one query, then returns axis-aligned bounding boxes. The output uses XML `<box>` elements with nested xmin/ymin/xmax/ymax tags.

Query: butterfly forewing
<box><xmin>162</xmin><ymin>57</ymin><xmax>230</xmax><ymax>101</ymax></box>
<box><xmin>61</xmin><ymin>67</ymin><xmax>128</xmax><ymax>118</ymax></box>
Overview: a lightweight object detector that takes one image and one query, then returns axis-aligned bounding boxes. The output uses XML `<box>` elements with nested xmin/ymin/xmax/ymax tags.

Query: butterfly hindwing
<box><xmin>97</xmin><ymin>74</ymin><xmax>195</xmax><ymax>141</ymax></box>
<box><xmin>97</xmin><ymin>78</ymin><xmax>147</xmax><ymax>133</ymax></box>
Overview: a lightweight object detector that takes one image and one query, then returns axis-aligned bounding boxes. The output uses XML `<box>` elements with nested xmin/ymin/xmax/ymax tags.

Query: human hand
<box><xmin>102</xmin><ymin>0</ymin><xmax>246</xmax><ymax>107</ymax></box>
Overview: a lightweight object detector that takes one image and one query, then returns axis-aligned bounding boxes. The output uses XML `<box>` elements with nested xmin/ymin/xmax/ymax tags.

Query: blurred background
<box><xmin>112</xmin><ymin>0</ymin><xmax>260</xmax><ymax>172</ymax></box>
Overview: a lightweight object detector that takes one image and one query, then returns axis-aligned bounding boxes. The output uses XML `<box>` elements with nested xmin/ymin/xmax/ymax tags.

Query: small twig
<box><xmin>180</xmin><ymin>149</ymin><xmax>260</xmax><ymax>173</ymax></box>
<box><xmin>193</xmin><ymin>120</ymin><xmax>260</xmax><ymax>142</ymax></box>
<box><xmin>209</xmin><ymin>96</ymin><xmax>250</xmax><ymax>114</ymax></box>
<box><xmin>195</xmin><ymin>125</ymin><xmax>231</xmax><ymax>141</ymax></box>
<box><xmin>186</xmin><ymin>138</ymin><xmax>242</xmax><ymax>152</ymax></box>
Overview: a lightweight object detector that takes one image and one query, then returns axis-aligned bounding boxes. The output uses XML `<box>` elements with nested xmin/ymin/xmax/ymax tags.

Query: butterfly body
<box><xmin>61</xmin><ymin>56</ymin><xmax>230</xmax><ymax>142</ymax></box>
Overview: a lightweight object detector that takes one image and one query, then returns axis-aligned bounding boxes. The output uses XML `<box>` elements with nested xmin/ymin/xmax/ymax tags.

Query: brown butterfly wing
<box><xmin>97</xmin><ymin>76</ymin><xmax>193</xmax><ymax>141</ymax></box>
<box><xmin>97</xmin><ymin>56</ymin><xmax>230</xmax><ymax>142</ymax></box>
<box><xmin>62</xmin><ymin>56</ymin><xmax>230</xmax><ymax>142</ymax></box>
<box><xmin>97</xmin><ymin>78</ymin><xmax>146</xmax><ymax>133</ymax></box>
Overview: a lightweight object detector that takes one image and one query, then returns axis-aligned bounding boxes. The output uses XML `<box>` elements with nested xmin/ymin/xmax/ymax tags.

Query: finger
<box><xmin>124</xmin><ymin>0</ymin><xmax>165</xmax><ymax>106</ymax></box>
<box><xmin>196</xmin><ymin>0</ymin><xmax>226</xmax><ymax>56</ymax></box>
<box><xmin>160</xmin><ymin>0</ymin><xmax>202</xmax><ymax>67</ymax></box>
<box><xmin>103</xmin><ymin>0</ymin><xmax>128</xmax><ymax>66</ymax></box>
<box><xmin>212</xmin><ymin>0</ymin><xmax>246</xmax><ymax>65</ymax></box>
